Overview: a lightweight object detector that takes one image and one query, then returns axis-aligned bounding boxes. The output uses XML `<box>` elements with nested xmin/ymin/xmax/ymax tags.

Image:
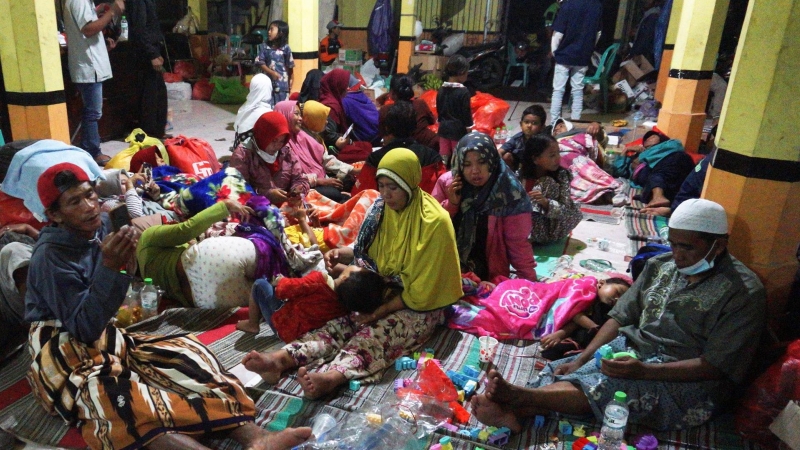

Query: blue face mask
<box><xmin>677</xmin><ymin>240</ymin><xmax>717</xmax><ymax>276</ymax></box>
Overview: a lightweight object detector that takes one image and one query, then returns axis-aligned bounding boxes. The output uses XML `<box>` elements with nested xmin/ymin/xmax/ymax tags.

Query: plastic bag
<box><xmin>470</xmin><ymin>92</ymin><xmax>509</xmax><ymax>135</ymax></box>
<box><xmin>106</xmin><ymin>129</ymin><xmax>168</xmax><ymax>172</ymax></box>
<box><xmin>736</xmin><ymin>339</ymin><xmax>800</xmax><ymax>447</ymax></box>
<box><xmin>419</xmin><ymin>89</ymin><xmax>438</xmax><ymax>120</ymax></box>
<box><xmin>163</xmin><ymin>72</ymin><xmax>183</xmax><ymax>83</ymax></box>
<box><xmin>192</xmin><ymin>78</ymin><xmax>214</xmax><ymax>101</ymax></box>
<box><xmin>164</xmin><ymin>135</ymin><xmax>221</xmax><ymax>179</ymax></box>
<box><xmin>0</xmin><ymin>192</ymin><xmax>48</xmax><ymax>228</ymax></box>
<box><xmin>172</xmin><ymin>7</ymin><xmax>200</xmax><ymax>35</ymax></box>
<box><xmin>210</xmin><ymin>76</ymin><xmax>248</xmax><ymax>104</ymax></box>
<box><xmin>173</xmin><ymin>60</ymin><xmax>197</xmax><ymax>80</ymax></box>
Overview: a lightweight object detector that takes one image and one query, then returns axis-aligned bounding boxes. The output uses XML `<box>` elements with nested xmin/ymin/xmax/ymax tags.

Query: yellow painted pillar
<box><xmin>657</xmin><ymin>0</ymin><xmax>727</xmax><ymax>153</ymax></box>
<box><xmin>286</xmin><ymin>0</ymin><xmax>319</xmax><ymax>95</ymax></box>
<box><xmin>397</xmin><ymin>0</ymin><xmax>416</xmax><ymax>74</ymax></box>
<box><xmin>0</xmin><ymin>0</ymin><xmax>69</xmax><ymax>143</ymax></box>
<box><xmin>187</xmin><ymin>0</ymin><xmax>208</xmax><ymax>33</ymax></box>
<box><xmin>702</xmin><ymin>0</ymin><xmax>800</xmax><ymax>332</ymax></box>
<box><xmin>654</xmin><ymin>0</ymin><xmax>683</xmax><ymax>102</ymax></box>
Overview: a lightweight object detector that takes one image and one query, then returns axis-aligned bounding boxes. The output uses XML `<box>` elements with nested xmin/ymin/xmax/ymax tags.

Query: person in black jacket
<box><xmin>126</xmin><ymin>0</ymin><xmax>168</xmax><ymax>138</ymax></box>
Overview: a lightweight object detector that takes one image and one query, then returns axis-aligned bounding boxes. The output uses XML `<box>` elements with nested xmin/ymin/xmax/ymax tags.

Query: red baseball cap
<box><xmin>37</xmin><ymin>162</ymin><xmax>90</xmax><ymax>210</ymax></box>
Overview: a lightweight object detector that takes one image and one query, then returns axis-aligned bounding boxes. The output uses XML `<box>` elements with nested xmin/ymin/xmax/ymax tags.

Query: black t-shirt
<box><xmin>436</xmin><ymin>85</ymin><xmax>473</xmax><ymax>141</ymax></box>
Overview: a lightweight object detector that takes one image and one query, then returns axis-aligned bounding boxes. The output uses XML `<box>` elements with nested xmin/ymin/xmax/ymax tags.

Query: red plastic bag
<box><xmin>0</xmin><ymin>192</ymin><xmax>48</xmax><ymax>229</ymax></box>
<box><xmin>164</xmin><ymin>135</ymin><xmax>221</xmax><ymax>179</ymax></box>
<box><xmin>163</xmin><ymin>72</ymin><xmax>183</xmax><ymax>83</ymax></box>
<box><xmin>470</xmin><ymin>92</ymin><xmax>509</xmax><ymax>135</ymax></box>
<box><xmin>173</xmin><ymin>60</ymin><xmax>197</xmax><ymax>80</ymax></box>
<box><xmin>416</xmin><ymin>360</ymin><xmax>458</xmax><ymax>403</ymax></box>
<box><xmin>192</xmin><ymin>78</ymin><xmax>214</xmax><ymax>101</ymax></box>
<box><xmin>736</xmin><ymin>339</ymin><xmax>800</xmax><ymax>447</ymax></box>
<box><xmin>420</xmin><ymin>89</ymin><xmax>438</xmax><ymax>121</ymax></box>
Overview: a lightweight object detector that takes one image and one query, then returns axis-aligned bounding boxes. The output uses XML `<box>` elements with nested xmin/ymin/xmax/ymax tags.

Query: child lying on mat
<box><xmin>237</xmin><ymin>263</ymin><xmax>401</xmax><ymax>342</ymax></box>
<box><xmin>539</xmin><ymin>277</ymin><xmax>631</xmax><ymax>360</ymax></box>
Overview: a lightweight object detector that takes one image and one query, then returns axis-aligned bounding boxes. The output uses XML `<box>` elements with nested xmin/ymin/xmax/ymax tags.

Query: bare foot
<box><xmin>485</xmin><ymin>369</ymin><xmax>527</xmax><ymax>406</ymax></box>
<box><xmin>296</xmin><ymin>367</ymin><xmax>347</xmax><ymax>400</ymax></box>
<box><xmin>236</xmin><ymin>320</ymin><xmax>261</xmax><ymax>334</ymax></box>
<box><xmin>231</xmin><ymin>422</ymin><xmax>312</xmax><ymax>450</ymax></box>
<box><xmin>470</xmin><ymin>394</ymin><xmax>522</xmax><ymax>433</ymax></box>
<box><xmin>241</xmin><ymin>350</ymin><xmax>295</xmax><ymax>384</ymax></box>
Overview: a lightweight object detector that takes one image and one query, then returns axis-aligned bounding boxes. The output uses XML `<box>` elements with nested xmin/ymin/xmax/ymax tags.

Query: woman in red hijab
<box><xmin>230</xmin><ymin>111</ymin><xmax>309</xmax><ymax>205</ymax></box>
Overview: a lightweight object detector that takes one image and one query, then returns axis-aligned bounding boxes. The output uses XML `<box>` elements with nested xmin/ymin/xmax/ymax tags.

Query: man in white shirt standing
<box><xmin>63</xmin><ymin>0</ymin><xmax>125</xmax><ymax>166</ymax></box>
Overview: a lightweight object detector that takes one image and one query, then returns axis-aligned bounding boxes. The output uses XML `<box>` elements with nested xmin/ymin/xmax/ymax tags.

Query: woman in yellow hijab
<box><xmin>242</xmin><ymin>148</ymin><xmax>463</xmax><ymax>398</ymax></box>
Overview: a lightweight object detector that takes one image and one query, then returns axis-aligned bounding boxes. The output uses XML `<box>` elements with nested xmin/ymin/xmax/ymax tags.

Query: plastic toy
<box><xmin>572</xmin><ymin>437</ymin><xmax>591</xmax><ymax>450</ymax></box>
<box><xmin>429</xmin><ymin>445</ymin><xmax>441</xmax><ymax>450</ymax></box>
<box><xmin>462</xmin><ymin>365</ymin><xmax>480</xmax><ymax>378</ymax></box>
<box><xmin>439</xmin><ymin>436</ymin><xmax>453</xmax><ymax>450</ymax></box>
<box><xmin>488</xmin><ymin>431</ymin><xmax>509</xmax><ymax>446</ymax></box>
<box><xmin>573</xmin><ymin>424</ymin><xmax>586</xmax><ymax>437</ymax></box>
<box><xmin>478</xmin><ymin>430</ymin><xmax>490</xmax><ymax>441</ymax></box>
<box><xmin>348</xmin><ymin>380</ymin><xmax>361</xmax><ymax>391</ymax></box>
<box><xmin>534</xmin><ymin>415</ymin><xmax>546</xmax><ymax>428</ymax></box>
<box><xmin>558</xmin><ymin>419</ymin><xmax>572</xmax><ymax>435</ymax></box>
<box><xmin>449</xmin><ymin>401</ymin><xmax>471</xmax><ymax>423</ymax></box>
<box><xmin>394</xmin><ymin>356</ymin><xmax>417</xmax><ymax>371</ymax></box>
<box><xmin>439</xmin><ymin>422</ymin><xmax>459</xmax><ymax>433</ymax></box>
<box><xmin>463</xmin><ymin>380</ymin><xmax>478</xmax><ymax>396</ymax></box>
<box><xmin>457</xmin><ymin>390</ymin><xmax>465</xmax><ymax>402</ymax></box>
<box><xmin>634</xmin><ymin>434</ymin><xmax>658</xmax><ymax>450</ymax></box>
<box><xmin>595</xmin><ymin>344</ymin><xmax>638</xmax><ymax>368</ymax></box>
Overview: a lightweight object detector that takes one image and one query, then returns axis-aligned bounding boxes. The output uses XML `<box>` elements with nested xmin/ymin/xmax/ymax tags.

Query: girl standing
<box><xmin>436</xmin><ymin>55</ymin><xmax>473</xmax><ymax>166</ymax></box>
<box><xmin>256</xmin><ymin>20</ymin><xmax>294</xmax><ymax>104</ymax></box>
<box><xmin>520</xmin><ymin>134</ymin><xmax>583</xmax><ymax>244</ymax></box>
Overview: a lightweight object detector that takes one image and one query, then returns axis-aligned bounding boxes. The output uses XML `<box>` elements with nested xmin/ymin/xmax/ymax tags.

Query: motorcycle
<box><xmin>431</xmin><ymin>18</ymin><xmax>506</xmax><ymax>91</ymax></box>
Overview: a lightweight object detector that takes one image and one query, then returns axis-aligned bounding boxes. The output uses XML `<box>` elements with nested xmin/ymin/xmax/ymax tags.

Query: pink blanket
<box><xmin>447</xmin><ymin>277</ymin><xmax>598</xmax><ymax>340</ymax></box>
<box><xmin>570</xmin><ymin>155</ymin><xmax>621</xmax><ymax>204</ymax></box>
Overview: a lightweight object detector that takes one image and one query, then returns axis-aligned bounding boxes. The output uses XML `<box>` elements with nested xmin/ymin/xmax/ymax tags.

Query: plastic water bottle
<box><xmin>631</xmin><ymin>110</ymin><xmax>644</xmax><ymax>140</ymax></box>
<box><xmin>493</xmin><ymin>127</ymin><xmax>503</xmax><ymax>146</ymax></box>
<box><xmin>119</xmin><ymin>15</ymin><xmax>128</xmax><ymax>41</ymax></box>
<box><xmin>586</xmin><ymin>237</ymin><xmax>627</xmax><ymax>254</ymax></box>
<box><xmin>598</xmin><ymin>391</ymin><xmax>629</xmax><ymax>450</ymax></box>
<box><xmin>139</xmin><ymin>278</ymin><xmax>158</xmax><ymax>319</ymax></box>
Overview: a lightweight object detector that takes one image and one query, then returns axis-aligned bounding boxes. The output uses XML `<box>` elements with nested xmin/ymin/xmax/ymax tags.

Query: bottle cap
<box><xmin>120</xmin><ymin>270</ymin><xmax>127</xmax><ymax>274</ymax></box>
<box><xmin>144</xmin><ymin>278</ymin><xmax>153</xmax><ymax>285</ymax></box>
<box><xmin>614</xmin><ymin>391</ymin><xmax>627</xmax><ymax>402</ymax></box>
<box><xmin>440</xmin><ymin>437</ymin><xmax>451</xmax><ymax>445</ymax></box>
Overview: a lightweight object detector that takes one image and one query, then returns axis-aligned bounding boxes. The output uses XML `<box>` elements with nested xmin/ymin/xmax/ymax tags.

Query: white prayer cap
<box><xmin>670</xmin><ymin>198</ymin><xmax>728</xmax><ymax>235</ymax></box>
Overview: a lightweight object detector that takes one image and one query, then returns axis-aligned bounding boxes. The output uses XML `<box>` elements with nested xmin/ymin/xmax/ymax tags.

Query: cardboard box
<box><xmin>409</xmin><ymin>54</ymin><xmax>448</xmax><ymax>76</ymax></box>
<box><xmin>619</xmin><ymin>55</ymin><xmax>655</xmax><ymax>85</ymax></box>
<box><xmin>614</xmin><ymin>80</ymin><xmax>635</xmax><ymax>98</ymax></box>
<box><xmin>338</xmin><ymin>49</ymin><xmax>364</xmax><ymax>64</ymax></box>
<box><xmin>337</xmin><ymin>62</ymin><xmax>362</xmax><ymax>76</ymax></box>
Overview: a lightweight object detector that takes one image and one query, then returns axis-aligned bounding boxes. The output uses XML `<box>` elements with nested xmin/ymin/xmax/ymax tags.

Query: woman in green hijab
<box><xmin>242</xmin><ymin>148</ymin><xmax>463</xmax><ymax>398</ymax></box>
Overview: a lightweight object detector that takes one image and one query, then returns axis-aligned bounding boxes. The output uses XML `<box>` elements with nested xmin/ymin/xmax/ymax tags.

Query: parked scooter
<box><xmin>431</xmin><ymin>18</ymin><xmax>506</xmax><ymax>91</ymax></box>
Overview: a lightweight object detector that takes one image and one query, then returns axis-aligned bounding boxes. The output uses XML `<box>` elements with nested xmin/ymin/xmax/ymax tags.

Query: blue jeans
<box><xmin>252</xmin><ymin>278</ymin><xmax>283</xmax><ymax>330</ymax></box>
<box><xmin>75</xmin><ymin>82</ymin><xmax>103</xmax><ymax>157</ymax></box>
<box><xmin>550</xmin><ymin>63</ymin><xmax>588</xmax><ymax>122</ymax></box>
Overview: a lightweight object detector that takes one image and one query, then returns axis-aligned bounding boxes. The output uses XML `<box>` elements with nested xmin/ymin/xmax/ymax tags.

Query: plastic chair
<box><xmin>503</xmin><ymin>44</ymin><xmax>530</xmax><ymax>87</ymax></box>
<box><xmin>583</xmin><ymin>43</ymin><xmax>619</xmax><ymax>113</ymax></box>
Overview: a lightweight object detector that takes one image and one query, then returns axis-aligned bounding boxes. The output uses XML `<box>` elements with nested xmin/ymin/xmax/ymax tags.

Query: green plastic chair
<box><xmin>503</xmin><ymin>44</ymin><xmax>530</xmax><ymax>87</ymax></box>
<box><xmin>583</xmin><ymin>43</ymin><xmax>619</xmax><ymax>113</ymax></box>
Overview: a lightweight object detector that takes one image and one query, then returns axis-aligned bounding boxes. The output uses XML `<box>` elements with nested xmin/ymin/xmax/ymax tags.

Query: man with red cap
<box><xmin>24</xmin><ymin>163</ymin><xmax>311</xmax><ymax>449</ymax></box>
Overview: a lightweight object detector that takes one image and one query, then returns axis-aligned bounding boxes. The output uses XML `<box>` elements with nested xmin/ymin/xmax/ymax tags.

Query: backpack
<box><xmin>628</xmin><ymin>243</ymin><xmax>671</xmax><ymax>281</ymax></box>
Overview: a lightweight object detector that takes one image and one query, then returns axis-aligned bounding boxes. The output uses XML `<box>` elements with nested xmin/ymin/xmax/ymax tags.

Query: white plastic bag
<box><xmin>173</xmin><ymin>7</ymin><xmax>200</xmax><ymax>35</ymax></box>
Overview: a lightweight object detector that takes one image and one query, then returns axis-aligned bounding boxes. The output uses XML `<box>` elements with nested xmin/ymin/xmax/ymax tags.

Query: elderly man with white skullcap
<box><xmin>471</xmin><ymin>199</ymin><xmax>766</xmax><ymax>432</ymax></box>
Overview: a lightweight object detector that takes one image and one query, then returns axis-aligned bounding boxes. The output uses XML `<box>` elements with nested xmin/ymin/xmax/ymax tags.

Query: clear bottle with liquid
<box><xmin>139</xmin><ymin>278</ymin><xmax>158</xmax><ymax>319</ymax></box>
<box><xmin>598</xmin><ymin>391</ymin><xmax>629</xmax><ymax>450</ymax></box>
<box><xmin>119</xmin><ymin>15</ymin><xmax>128</xmax><ymax>41</ymax></box>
